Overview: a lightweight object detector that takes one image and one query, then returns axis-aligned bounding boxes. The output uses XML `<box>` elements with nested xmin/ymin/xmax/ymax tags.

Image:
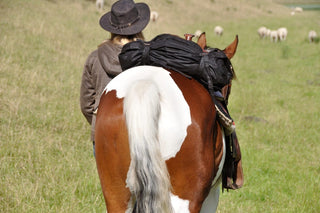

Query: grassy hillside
<box><xmin>1</xmin><ymin>0</ymin><xmax>319</xmax><ymax>212</ymax></box>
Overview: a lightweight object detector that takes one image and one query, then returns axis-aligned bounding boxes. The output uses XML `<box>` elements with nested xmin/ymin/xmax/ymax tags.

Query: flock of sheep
<box><xmin>195</xmin><ymin>6</ymin><xmax>318</xmax><ymax>44</ymax></box>
<box><xmin>257</xmin><ymin>6</ymin><xmax>318</xmax><ymax>43</ymax></box>
<box><xmin>194</xmin><ymin>23</ymin><xmax>317</xmax><ymax>44</ymax></box>
<box><xmin>258</xmin><ymin>26</ymin><xmax>318</xmax><ymax>43</ymax></box>
<box><xmin>257</xmin><ymin>26</ymin><xmax>288</xmax><ymax>42</ymax></box>
<box><xmin>290</xmin><ymin>6</ymin><xmax>303</xmax><ymax>16</ymax></box>
<box><xmin>94</xmin><ymin>1</ymin><xmax>317</xmax><ymax>43</ymax></box>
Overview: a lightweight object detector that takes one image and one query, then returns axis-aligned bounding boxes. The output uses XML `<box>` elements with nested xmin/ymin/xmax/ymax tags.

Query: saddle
<box><xmin>118</xmin><ymin>33</ymin><xmax>243</xmax><ymax>190</ymax></box>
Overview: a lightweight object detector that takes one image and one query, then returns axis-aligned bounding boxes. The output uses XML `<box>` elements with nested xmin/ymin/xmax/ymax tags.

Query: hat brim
<box><xmin>99</xmin><ymin>3</ymin><xmax>150</xmax><ymax>35</ymax></box>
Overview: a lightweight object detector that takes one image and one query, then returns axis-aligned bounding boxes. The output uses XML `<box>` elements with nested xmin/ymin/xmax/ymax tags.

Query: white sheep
<box><xmin>214</xmin><ymin>26</ymin><xmax>223</xmax><ymax>36</ymax></box>
<box><xmin>294</xmin><ymin>7</ymin><xmax>303</xmax><ymax>13</ymax></box>
<box><xmin>266</xmin><ymin>28</ymin><xmax>271</xmax><ymax>37</ymax></box>
<box><xmin>96</xmin><ymin>0</ymin><xmax>104</xmax><ymax>12</ymax></box>
<box><xmin>270</xmin><ymin>30</ymin><xmax>278</xmax><ymax>42</ymax></box>
<box><xmin>194</xmin><ymin>30</ymin><xmax>203</xmax><ymax>38</ymax></box>
<box><xmin>308</xmin><ymin>30</ymin><xmax>317</xmax><ymax>43</ymax></box>
<box><xmin>277</xmin><ymin>27</ymin><xmax>288</xmax><ymax>41</ymax></box>
<box><xmin>150</xmin><ymin>11</ymin><xmax>159</xmax><ymax>22</ymax></box>
<box><xmin>258</xmin><ymin>26</ymin><xmax>267</xmax><ymax>39</ymax></box>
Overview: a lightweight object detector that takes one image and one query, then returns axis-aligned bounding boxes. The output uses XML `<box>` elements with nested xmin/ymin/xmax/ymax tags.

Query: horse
<box><xmin>95</xmin><ymin>33</ymin><xmax>239</xmax><ymax>213</ymax></box>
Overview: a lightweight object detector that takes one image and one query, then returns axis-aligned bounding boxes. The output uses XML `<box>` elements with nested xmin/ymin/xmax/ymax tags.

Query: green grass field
<box><xmin>1</xmin><ymin>0</ymin><xmax>319</xmax><ymax>212</ymax></box>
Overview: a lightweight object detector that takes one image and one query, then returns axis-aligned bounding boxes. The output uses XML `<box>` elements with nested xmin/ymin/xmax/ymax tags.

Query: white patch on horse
<box><xmin>200</xmin><ymin>185</ymin><xmax>220</xmax><ymax>213</ymax></box>
<box><xmin>105</xmin><ymin>65</ymin><xmax>191</xmax><ymax>160</ymax></box>
<box><xmin>170</xmin><ymin>193</ymin><xmax>190</xmax><ymax>213</ymax></box>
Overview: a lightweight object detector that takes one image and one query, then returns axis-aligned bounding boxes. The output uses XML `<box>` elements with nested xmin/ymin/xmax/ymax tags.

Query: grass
<box><xmin>1</xmin><ymin>0</ymin><xmax>319</xmax><ymax>212</ymax></box>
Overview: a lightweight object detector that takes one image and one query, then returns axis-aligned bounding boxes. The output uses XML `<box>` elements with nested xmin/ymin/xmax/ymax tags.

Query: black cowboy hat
<box><xmin>99</xmin><ymin>0</ymin><xmax>150</xmax><ymax>35</ymax></box>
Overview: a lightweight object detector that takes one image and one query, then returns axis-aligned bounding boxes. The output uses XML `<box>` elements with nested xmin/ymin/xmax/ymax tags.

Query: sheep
<box><xmin>96</xmin><ymin>0</ymin><xmax>104</xmax><ymax>12</ymax></box>
<box><xmin>308</xmin><ymin>30</ymin><xmax>317</xmax><ymax>43</ymax></box>
<box><xmin>194</xmin><ymin>30</ymin><xmax>203</xmax><ymax>38</ymax></box>
<box><xmin>270</xmin><ymin>30</ymin><xmax>278</xmax><ymax>42</ymax></box>
<box><xmin>258</xmin><ymin>26</ymin><xmax>268</xmax><ymax>39</ymax></box>
<box><xmin>266</xmin><ymin>28</ymin><xmax>271</xmax><ymax>37</ymax></box>
<box><xmin>277</xmin><ymin>27</ymin><xmax>288</xmax><ymax>41</ymax></box>
<box><xmin>150</xmin><ymin>11</ymin><xmax>159</xmax><ymax>22</ymax></box>
<box><xmin>214</xmin><ymin>26</ymin><xmax>223</xmax><ymax>36</ymax></box>
<box><xmin>294</xmin><ymin>7</ymin><xmax>303</xmax><ymax>13</ymax></box>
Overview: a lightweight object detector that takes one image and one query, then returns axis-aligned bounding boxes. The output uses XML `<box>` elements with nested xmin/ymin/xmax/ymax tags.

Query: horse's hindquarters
<box><xmin>95</xmin><ymin>66</ymin><xmax>225</xmax><ymax>213</ymax></box>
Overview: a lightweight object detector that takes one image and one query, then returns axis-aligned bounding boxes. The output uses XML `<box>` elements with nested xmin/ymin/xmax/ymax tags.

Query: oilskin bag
<box><xmin>118</xmin><ymin>34</ymin><xmax>234</xmax><ymax>92</ymax></box>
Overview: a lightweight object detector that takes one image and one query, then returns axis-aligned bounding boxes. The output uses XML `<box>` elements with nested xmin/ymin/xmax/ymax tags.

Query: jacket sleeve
<box><xmin>80</xmin><ymin>51</ymin><xmax>97</xmax><ymax>125</ymax></box>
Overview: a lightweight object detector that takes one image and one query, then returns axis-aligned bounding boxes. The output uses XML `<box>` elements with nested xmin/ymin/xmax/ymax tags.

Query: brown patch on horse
<box><xmin>166</xmin><ymin>71</ymin><xmax>223</xmax><ymax>212</ymax></box>
<box><xmin>95</xmin><ymin>90</ymin><xmax>132</xmax><ymax>211</ymax></box>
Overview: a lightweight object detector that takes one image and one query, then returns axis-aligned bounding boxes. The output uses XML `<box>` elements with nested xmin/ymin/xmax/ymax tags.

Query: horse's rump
<box><xmin>95</xmin><ymin>65</ymin><xmax>224</xmax><ymax>212</ymax></box>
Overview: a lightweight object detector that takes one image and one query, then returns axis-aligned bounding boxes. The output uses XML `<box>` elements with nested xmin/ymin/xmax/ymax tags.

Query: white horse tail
<box><xmin>124</xmin><ymin>80</ymin><xmax>173</xmax><ymax>213</ymax></box>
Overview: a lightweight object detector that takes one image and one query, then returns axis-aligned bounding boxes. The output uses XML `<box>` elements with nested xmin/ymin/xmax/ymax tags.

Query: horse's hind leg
<box><xmin>95</xmin><ymin>94</ymin><xmax>132</xmax><ymax>212</ymax></box>
<box><xmin>95</xmin><ymin>135</ymin><xmax>132</xmax><ymax>212</ymax></box>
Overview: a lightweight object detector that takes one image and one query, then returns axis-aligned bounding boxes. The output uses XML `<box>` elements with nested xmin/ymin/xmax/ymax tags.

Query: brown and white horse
<box><xmin>95</xmin><ymin>34</ymin><xmax>238</xmax><ymax>213</ymax></box>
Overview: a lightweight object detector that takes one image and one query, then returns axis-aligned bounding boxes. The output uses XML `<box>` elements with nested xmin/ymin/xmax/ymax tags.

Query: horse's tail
<box><xmin>124</xmin><ymin>80</ymin><xmax>173</xmax><ymax>213</ymax></box>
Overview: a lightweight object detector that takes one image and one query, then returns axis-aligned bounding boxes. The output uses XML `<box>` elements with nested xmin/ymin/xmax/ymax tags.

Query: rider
<box><xmin>80</xmin><ymin>0</ymin><xmax>150</xmax><ymax>157</ymax></box>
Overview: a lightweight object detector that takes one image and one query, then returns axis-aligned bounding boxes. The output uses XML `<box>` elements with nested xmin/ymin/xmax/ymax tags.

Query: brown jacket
<box><xmin>80</xmin><ymin>40</ymin><xmax>123</xmax><ymax>141</ymax></box>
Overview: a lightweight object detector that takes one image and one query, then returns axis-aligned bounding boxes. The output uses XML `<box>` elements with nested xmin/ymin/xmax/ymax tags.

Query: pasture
<box><xmin>1</xmin><ymin>0</ymin><xmax>319</xmax><ymax>212</ymax></box>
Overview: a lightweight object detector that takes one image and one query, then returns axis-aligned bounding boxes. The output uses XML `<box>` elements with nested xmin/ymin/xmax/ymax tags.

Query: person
<box><xmin>80</xmin><ymin>0</ymin><xmax>150</xmax><ymax>156</ymax></box>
